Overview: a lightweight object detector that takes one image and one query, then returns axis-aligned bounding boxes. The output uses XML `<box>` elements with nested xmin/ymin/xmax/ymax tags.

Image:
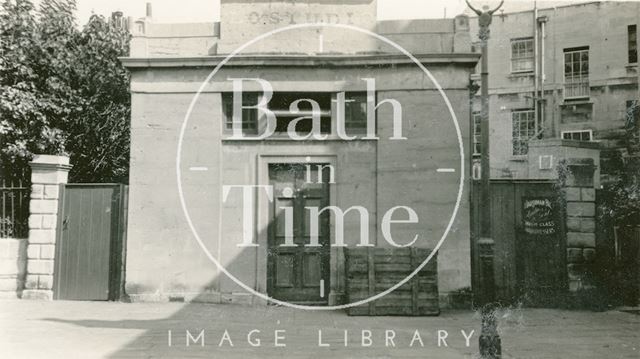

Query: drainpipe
<box><xmin>534</xmin><ymin>1</ymin><xmax>539</xmax><ymax>134</ymax></box>
<box><xmin>539</xmin><ymin>16</ymin><xmax>548</xmax><ymax>137</ymax></box>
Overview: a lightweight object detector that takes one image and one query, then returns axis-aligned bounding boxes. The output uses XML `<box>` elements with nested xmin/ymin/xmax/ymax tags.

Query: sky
<box><xmin>35</xmin><ymin>0</ymin><xmax>639</xmax><ymax>25</ymax></box>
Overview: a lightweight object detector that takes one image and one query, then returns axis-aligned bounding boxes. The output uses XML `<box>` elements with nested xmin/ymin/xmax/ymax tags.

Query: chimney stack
<box><xmin>146</xmin><ymin>2</ymin><xmax>152</xmax><ymax>19</ymax></box>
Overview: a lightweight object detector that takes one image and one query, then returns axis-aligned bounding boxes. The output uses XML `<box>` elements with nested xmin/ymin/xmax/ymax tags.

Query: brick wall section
<box><xmin>563</xmin><ymin>158</ymin><xmax>597</xmax><ymax>292</ymax></box>
<box><xmin>22</xmin><ymin>155</ymin><xmax>71</xmax><ymax>301</ymax></box>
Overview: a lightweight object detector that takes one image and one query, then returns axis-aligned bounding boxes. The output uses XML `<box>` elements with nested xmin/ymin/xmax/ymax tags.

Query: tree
<box><xmin>0</xmin><ymin>0</ymin><xmax>130</xmax><ymax>183</ymax></box>
<box><xmin>599</xmin><ymin>100</ymin><xmax>640</xmax><ymax>226</ymax></box>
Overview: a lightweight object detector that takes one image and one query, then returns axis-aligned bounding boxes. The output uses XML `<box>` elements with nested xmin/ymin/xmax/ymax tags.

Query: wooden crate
<box><xmin>345</xmin><ymin>247</ymin><xmax>439</xmax><ymax>316</ymax></box>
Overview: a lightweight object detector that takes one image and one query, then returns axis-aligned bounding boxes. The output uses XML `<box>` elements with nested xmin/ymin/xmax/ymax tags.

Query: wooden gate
<box><xmin>471</xmin><ymin>180</ymin><xmax>567</xmax><ymax>306</ymax></box>
<box><xmin>53</xmin><ymin>184</ymin><xmax>128</xmax><ymax>301</ymax></box>
<box><xmin>613</xmin><ymin>225</ymin><xmax>640</xmax><ymax>306</ymax></box>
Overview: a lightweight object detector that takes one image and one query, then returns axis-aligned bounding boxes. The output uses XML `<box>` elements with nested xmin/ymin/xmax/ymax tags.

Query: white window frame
<box><xmin>510</xmin><ymin>37</ymin><xmax>535</xmax><ymax>73</ymax></box>
<box><xmin>563</xmin><ymin>47</ymin><xmax>590</xmax><ymax>99</ymax></box>
<box><xmin>561</xmin><ymin>129</ymin><xmax>593</xmax><ymax>141</ymax></box>
<box><xmin>472</xmin><ymin>112</ymin><xmax>481</xmax><ymax>156</ymax></box>
<box><xmin>511</xmin><ymin>110</ymin><xmax>536</xmax><ymax>156</ymax></box>
<box><xmin>222</xmin><ymin>92</ymin><xmax>260</xmax><ymax>136</ymax></box>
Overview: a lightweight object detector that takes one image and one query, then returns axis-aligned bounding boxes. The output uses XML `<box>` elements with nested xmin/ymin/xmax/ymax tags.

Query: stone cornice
<box><xmin>120</xmin><ymin>53</ymin><xmax>481</xmax><ymax>69</ymax></box>
<box><xmin>29</xmin><ymin>163</ymin><xmax>73</xmax><ymax>171</ymax></box>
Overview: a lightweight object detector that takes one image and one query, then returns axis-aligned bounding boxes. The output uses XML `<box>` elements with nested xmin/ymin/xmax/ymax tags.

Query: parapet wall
<box><xmin>128</xmin><ymin>3</ymin><xmax>472</xmax><ymax>57</ymax></box>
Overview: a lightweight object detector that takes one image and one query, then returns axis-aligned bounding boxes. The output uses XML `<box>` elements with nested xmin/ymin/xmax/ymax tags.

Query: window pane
<box><xmin>344</xmin><ymin>93</ymin><xmax>367</xmax><ymax>131</ymax></box>
<box><xmin>222</xmin><ymin>92</ymin><xmax>258</xmax><ymax>134</ymax></box>
<box><xmin>581</xmin><ymin>61</ymin><xmax>589</xmax><ymax>74</ymax></box>
<box><xmin>564</xmin><ymin>62</ymin><xmax>572</xmax><ymax>76</ymax></box>
<box><xmin>630</xmin><ymin>26</ymin><xmax>638</xmax><ymax>63</ymax></box>
<box><xmin>270</xmin><ymin>92</ymin><xmax>332</xmax><ymax>135</ymax></box>
<box><xmin>511</xmin><ymin>110</ymin><xmax>534</xmax><ymax>155</ymax></box>
<box><xmin>473</xmin><ymin>113</ymin><xmax>481</xmax><ymax>154</ymax></box>
<box><xmin>564</xmin><ymin>49</ymin><xmax>590</xmax><ymax>98</ymax></box>
<box><xmin>581</xmin><ymin>51</ymin><xmax>589</xmax><ymax>62</ymax></box>
<box><xmin>511</xmin><ymin>38</ymin><xmax>534</xmax><ymax>72</ymax></box>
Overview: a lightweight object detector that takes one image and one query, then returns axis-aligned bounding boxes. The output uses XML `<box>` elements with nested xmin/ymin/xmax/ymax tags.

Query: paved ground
<box><xmin>0</xmin><ymin>300</ymin><xmax>638</xmax><ymax>359</ymax></box>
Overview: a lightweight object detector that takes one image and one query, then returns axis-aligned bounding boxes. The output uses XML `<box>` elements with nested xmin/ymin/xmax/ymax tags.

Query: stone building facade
<box><xmin>121</xmin><ymin>0</ymin><xmax>479</xmax><ymax>308</ymax></box>
<box><xmin>467</xmin><ymin>1</ymin><xmax>638</xmax><ymax>306</ymax></box>
<box><xmin>469</xmin><ymin>1</ymin><xmax>639</xmax><ymax>184</ymax></box>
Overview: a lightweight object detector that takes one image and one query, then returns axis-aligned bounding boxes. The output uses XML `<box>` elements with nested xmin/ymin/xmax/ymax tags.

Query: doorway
<box><xmin>53</xmin><ymin>184</ymin><xmax>127</xmax><ymax>301</ymax></box>
<box><xmin>267</xmin><ymin>163</ymin><xmax>330</xmax><ymax>304</ymax></box>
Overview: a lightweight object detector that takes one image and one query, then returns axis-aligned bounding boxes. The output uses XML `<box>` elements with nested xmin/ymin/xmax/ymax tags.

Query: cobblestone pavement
<box><xmin>0</xmin><ymin>300</ymin><xmax>638</xmax><ymax>358</ymax></box>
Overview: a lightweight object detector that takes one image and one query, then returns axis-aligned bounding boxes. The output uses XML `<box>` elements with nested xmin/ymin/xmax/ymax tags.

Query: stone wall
<box><xmin>218</xmin><ymin>0</ymin><xmax>378</xmax><ymax>54</ymax></box>
<box><xmin>563</xmin><ymin>158</ymin><xmax>598</xmax><ymax>294</ymax></box>
<box><xmin>527</xmin><ymin>139</ymin><xmax>601</xmax><ymax>188</ymax></box>
<box><xmin>0</xmin><ymin>238</ymin><xmax>27</xmax><ymax>298</ymax></box>
<box><xmin>22</xmin><ymin>155</ymin><xmax>71</xmax><ymax>301</ymax></box>
<box><xmin>128</xmin><ymin>1</ymin><xmax>472</xmax><ymax>57</ymax></box>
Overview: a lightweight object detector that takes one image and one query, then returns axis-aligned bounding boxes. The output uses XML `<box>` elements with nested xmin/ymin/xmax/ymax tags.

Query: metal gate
<box><xmin>53</xmin><ymin>184</ymin><xmax>128</xmax><ymax>301</ymax></box>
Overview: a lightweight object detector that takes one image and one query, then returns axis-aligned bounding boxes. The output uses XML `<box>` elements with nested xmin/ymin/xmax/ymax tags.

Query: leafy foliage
<box><xmin>600</xmin><ymin>175</ymin><xmax>640</xmax><ymax>225</ymax></box>
<box><xmin>0</xmin><ymin>0</ymin><xmax>130</xmax><ymax>182</ymax></box>
<box><xmin>599</xmin><ymin>101</ymin><xmax>640</xmax><ymax>226</ymax></box>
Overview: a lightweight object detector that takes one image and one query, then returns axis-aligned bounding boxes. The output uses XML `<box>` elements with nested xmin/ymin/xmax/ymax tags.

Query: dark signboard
<box><xmin>523</xmin><ymin>197</ymin><xmax>556</xmax><ymax>235</ymax></box>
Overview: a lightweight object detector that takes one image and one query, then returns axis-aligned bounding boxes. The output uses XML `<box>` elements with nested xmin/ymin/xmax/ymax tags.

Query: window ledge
<box><xmin>509</xmin><ymin>155</ymin><xmax>528</xmax><ymax>162</ymax></box>
<box><xmin>508</xmin><ymin>71</ymin><xmax>534</xmax><ymax>78</ymax></box>
<box><xmin>560</xmin><ymin>98</ymin><xmax>593</xmax><ymax>106</ymax></box>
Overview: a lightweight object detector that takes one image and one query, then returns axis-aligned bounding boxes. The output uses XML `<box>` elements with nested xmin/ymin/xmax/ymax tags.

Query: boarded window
<box><xmin>511</xmin><ymin>38</ymin><xmax>534</xmax><ymax>73</ymax></box>
<box><xmin>512</xmin><ymin>110</ymin><xmax>536</xmax><ymax>156</ymax></box>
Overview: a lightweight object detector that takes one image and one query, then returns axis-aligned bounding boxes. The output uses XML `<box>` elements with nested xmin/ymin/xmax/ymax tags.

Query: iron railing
<box><xmin>1</xmin><ymin>178</ymin><xmax>30</xmax><ymax>239</ymax></box>
<box><xmin>564</xmin><ymin>74</ymin><xmax>590</xmax><ymax>99</ymax></box>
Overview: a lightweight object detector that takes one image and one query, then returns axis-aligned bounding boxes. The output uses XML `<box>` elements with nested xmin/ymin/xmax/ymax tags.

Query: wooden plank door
<box><xmin>515</xmin><ymin>185</ymin><xmax>566</xmax><ymax>306</ymax></box>
<box><xmin>53</xmin><ymin>184</ymin><xmax>124</xmax><ymax>300</ymax></box>
<box><xmin>267</xmin><ymin>164</ymin><xmax>330</xmax><ymax>304</ymax></box>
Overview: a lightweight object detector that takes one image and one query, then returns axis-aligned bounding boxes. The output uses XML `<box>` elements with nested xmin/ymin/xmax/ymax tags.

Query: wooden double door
<box><xmin>267</xmin><ymin>164</ymin><xmax>330</xmax><ymax>304</ymax></box>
